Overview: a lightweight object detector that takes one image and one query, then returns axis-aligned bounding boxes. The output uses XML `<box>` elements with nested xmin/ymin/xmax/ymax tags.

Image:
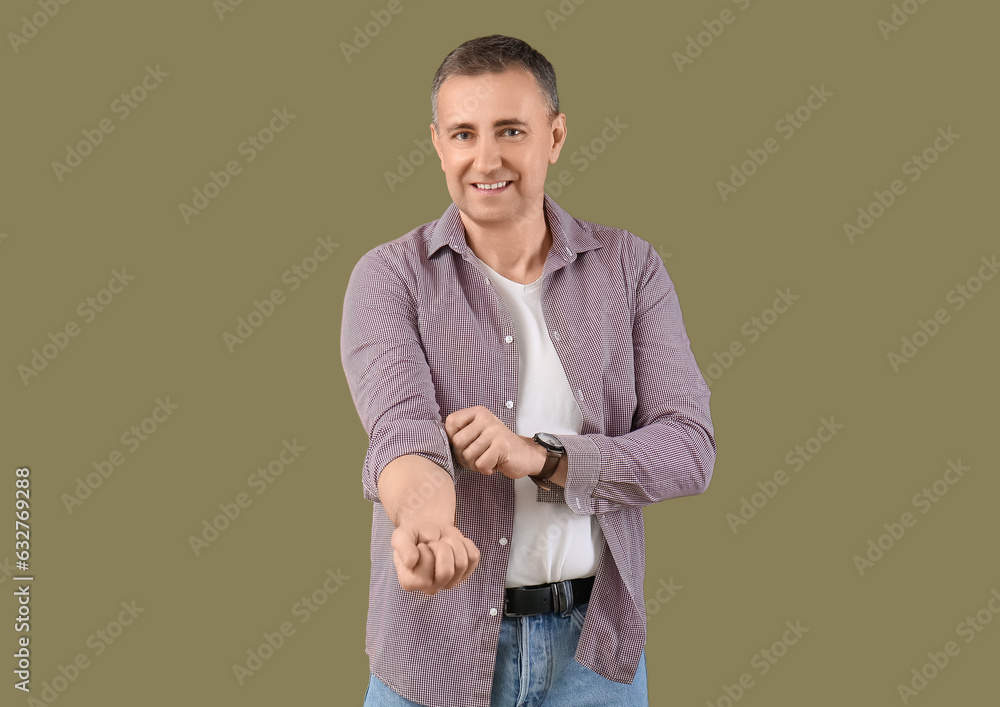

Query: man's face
<box><xmin>430</xmin><ymin>69</ymin><xmax>567</xmax><ymax>229</ymax></box>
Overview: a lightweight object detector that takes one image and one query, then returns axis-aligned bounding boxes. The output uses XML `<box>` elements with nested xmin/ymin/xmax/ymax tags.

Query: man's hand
<box><xmin>391</xmin><ymin>517</ymin><xmax>480</xmax><ymax>595</ymax></box>
<box><xmin>445</xmin><ymin>405</ymin><xmax>546</xmax><ymax>480</ymax></box>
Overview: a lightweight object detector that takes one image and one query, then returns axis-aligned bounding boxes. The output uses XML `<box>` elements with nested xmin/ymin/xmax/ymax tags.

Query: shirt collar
<box><xmin>426</xmin><ymin>193</ymin><xmax>602</xmax><ymax>264</ymax></box>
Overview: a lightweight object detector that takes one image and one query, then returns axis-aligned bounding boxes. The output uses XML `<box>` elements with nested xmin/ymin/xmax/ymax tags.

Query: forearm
<box><xmin>558</xmin><ymin>416</ymin><xmax>716</xmax><ymax>515</ymax></box>
<box><xmin>377</xmin><ymin>454</ymin><xmax>457</xmax><ymax>528</ymax></box>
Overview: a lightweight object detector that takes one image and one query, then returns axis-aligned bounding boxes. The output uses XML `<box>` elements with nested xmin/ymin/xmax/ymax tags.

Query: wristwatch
<box><xmin>530</xmin><ymin>433</ymin><xmax>565</xmax><ymax>490</ymax></box>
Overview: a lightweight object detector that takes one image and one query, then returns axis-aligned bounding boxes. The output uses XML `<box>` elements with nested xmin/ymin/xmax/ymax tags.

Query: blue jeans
<box><xmin>363</xmin><ymin>600</ymin><xmax>648</xmax><ymax>706</ymax></box>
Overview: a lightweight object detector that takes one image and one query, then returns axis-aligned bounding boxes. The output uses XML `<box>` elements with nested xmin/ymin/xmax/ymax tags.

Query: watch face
<box><xmin>535</xmin><ymin>432</ymin><xmax>564</xmax><ymax>451</ymax></box>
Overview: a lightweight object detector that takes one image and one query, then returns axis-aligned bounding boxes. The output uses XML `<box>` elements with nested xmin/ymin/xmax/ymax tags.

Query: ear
<box><xmin>430</xmin><ymin>123</ymin><xmax>446</xmax><ymax>170</ymax></box>
<box><xmin>548</xmin><ymin>113</ymin><xmax>568</xmax><ymax>164</ymax></box>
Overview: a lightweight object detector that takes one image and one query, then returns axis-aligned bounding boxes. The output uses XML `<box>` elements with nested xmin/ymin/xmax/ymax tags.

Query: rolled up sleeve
<box><xmin>560</xmin><ymin>242</ymin><xmax>716</xmax><ymax>515</ymax></box>
<box><xmin>340</xmin><ymin>250</ymin><xmax>458</xmax><ymax>504</ymax></box>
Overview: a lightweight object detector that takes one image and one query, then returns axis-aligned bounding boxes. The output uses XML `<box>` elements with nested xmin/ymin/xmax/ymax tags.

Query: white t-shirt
<box><xmin>474</xmin><ymin>256</ymin><xmax>605</xmax><ymax>588</ymax></box>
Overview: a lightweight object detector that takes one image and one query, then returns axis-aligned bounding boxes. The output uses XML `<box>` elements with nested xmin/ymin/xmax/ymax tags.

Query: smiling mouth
<box><xmin>472</xmin><ymin>180</ymin><xmax>512</xmax><ymax>192</ymax></box>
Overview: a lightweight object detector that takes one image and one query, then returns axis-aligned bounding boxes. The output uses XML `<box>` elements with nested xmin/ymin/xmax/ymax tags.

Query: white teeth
<box><xmin>475</xmin><ymin>181</ymin><xmax>509</xmax><ymax>190</ymax></box>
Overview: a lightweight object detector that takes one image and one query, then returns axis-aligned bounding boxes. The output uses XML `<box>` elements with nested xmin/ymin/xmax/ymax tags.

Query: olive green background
<box><xmin>2</xmin><ymin>0</ymin><xmax>997</xmax><ymax>705</ymax></box>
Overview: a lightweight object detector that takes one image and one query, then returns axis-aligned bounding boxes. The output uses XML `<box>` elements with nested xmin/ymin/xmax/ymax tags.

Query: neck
<box><xmin>459</xmin><ymin>204</ymin><xmax>552</xmax><ymax>285</ymax></box>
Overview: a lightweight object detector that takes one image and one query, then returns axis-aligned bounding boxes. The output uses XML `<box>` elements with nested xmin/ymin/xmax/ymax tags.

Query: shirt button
<box><xmin>505</xmin><ymin>335</ymin><xmax>513</xmax><ymax>343</ymax></box>
<box><xmin>499</xmin><ymin>537</ymin><xmax>507</xmax><ymax>545</ymax></box>
<box><xmin>565</xmin><ymin>246</ymin><xmax>572</xmax><ymax>256</ymax></box>
<box><xmin>552</xmin><ymin>331</ymin><xmax>560</xmax><ymax>341</ymax></box>
<box><xmin>505</xmin><ymin>400</ymin><xmax>514</xmax><ymax>409</ymax></box>
<box><xmin>490</xmin><ymin>608</ymin><xmax>498</xmax><ymax>616</ymax></box>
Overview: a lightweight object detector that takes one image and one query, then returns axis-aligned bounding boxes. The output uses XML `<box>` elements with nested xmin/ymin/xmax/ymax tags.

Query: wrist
<box><xmin>520</xmin><ymin>435</ymin><xmax>548</xmax><ymax>476</ymax></box>
<box><xmin>528</xmin><ymin>432</ymin><xmax>565</xmax><ymax>489</ymax></box>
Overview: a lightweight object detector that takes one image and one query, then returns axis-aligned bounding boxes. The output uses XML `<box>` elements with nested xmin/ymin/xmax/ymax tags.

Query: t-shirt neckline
<box><xmin>476</xmin><ymin>257</ymin><xmax>543</xmax><ymax>292</ymax></box>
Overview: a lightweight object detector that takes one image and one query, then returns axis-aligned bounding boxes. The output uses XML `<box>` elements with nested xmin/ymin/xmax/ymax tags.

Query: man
<box><xmin>342</xmin><ymin>34</ymin><xmax>715</xmax><ymax>707</ymax></box>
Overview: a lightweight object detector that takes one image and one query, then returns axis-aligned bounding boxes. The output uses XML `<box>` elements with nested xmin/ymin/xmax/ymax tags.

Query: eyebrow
<box><xmin>445</xmin><ymin>118</ymin><xmax>527</xmax><ymax>133</ymax></box>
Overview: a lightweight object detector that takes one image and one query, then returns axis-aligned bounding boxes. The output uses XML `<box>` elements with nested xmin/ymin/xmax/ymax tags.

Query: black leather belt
<box><xmin>504</xmin><ymin>576</ymin><xmax>595</xmax><ymax>617</ymax></box>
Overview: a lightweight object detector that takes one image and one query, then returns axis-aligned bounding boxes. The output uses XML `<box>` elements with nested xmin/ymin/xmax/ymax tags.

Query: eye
<box><xmin>454</xmin><ymin>132</ymin><xmax>471</xmax><ymax>141</ymax></box>
<box><xmin>503</xmin><ymin>128</ymin><xmax>522</xmax><ymax>137</ymax></box>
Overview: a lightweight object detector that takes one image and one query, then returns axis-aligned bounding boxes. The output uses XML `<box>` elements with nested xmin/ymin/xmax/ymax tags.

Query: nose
<box><xmin>473</xmin><ymin>133</ymin><xmax>502</xmax><ymax>176</ymax></box>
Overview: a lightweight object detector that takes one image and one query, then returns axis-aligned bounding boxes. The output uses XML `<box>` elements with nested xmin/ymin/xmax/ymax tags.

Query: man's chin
<box><xmin>455</xmin><ymin>201</ymin><xmax>515</xmax><ymax>225</ymax></box>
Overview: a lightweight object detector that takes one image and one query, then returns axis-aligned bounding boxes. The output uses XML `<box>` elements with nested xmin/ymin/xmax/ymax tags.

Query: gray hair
<box><xmin>431</xmin><ymin>35</ymin><xmax>559</xmax><ymax>131</ymax></box>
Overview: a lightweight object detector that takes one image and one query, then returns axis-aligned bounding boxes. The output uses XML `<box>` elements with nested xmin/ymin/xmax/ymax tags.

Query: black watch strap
<box><xmin>531</xmin><ymin>434</ymin><xmax>563</xmax><ymax>490</ymax></box>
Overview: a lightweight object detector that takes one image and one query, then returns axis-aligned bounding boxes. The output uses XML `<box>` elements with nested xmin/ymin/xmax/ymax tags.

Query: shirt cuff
<box><xmin>553</xmin><ymin>433</ymin><xmax>602</xmax><ymax>515</ymax></box>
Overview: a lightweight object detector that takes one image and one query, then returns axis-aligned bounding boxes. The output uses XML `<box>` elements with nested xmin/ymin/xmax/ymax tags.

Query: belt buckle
<box><xmin>552</xmin><ymin>579</ymin><xmax>573</xmax><ymax>616</ymax></box>
<box><xmin>503</xmin><ymin>589</ymin><xmax>534</xmax><ymax>618</ymax></box>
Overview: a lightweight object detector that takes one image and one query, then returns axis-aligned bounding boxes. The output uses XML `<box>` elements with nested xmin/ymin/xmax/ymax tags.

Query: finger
<box><xmin>461</xmin><ymin>434</ymin><xmax>491</xmax><ymax>472</ymax></box>
<box><xmin>439</xmin><ymin>529</ymin><xmax>477</xmax><ymax>587</ymax></box>
<box><xmin>427</xmin><ymin>539</ymin><xmax>456</xmax><ymax>592</ymax></box>
<box><xmin>470</xmin><ymin>442</ymin><xmax>501</xmax><ymax>475</ymax></box>
<box><xmin>445</xmin><ymin>407</ymin><xmax>475</xmax><ymax>437</ymax></box>
<box><xmin>454</xmin><ymin>428</ymin><xmax>494</xmax><ymax>474</ymax></box>
<box><xmin>449</xmin><ymin>422</ymin><xmax>483</xmax><ymax>460</ymax></box>
<box><xmin>406</xmin><ymin>542</ymin><xmax>436</xmax><ymax>593</ymax></box>
<box><xmin>393</xmin><ymin>543</ymin><xmax>421</xmax><ymax>591</ymax></box>
<box><xmin>441</xmin><ymin>535</ymin><xmax>470</xmax><ymax>590</ymax></box>
<box><xmin>457</xmin><ymin>537</ymin><xmax>481</xmax><ymax>585</ymax></box>
<box><xmin>451</xmin><ymin>443</ymin><xmax>469</xmax><ymax>470</ymax></box>
<box><xmin>390</xmin><ymin>527</ymin><xmax>419</xmax><ymax>570</ymax></box>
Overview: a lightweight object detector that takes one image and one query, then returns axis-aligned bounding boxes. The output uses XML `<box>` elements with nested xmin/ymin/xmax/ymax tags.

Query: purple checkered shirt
<box><xmin>341</xmin><ymin>194</ymin><xmax>716</xmax><ymax>707</ymax></box>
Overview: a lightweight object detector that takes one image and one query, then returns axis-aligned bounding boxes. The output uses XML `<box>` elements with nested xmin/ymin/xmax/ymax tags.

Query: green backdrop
<box><xmin>2</xmin><ymin>1</ymin><xmax>997</xmax><ymax>705</ymax></box>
